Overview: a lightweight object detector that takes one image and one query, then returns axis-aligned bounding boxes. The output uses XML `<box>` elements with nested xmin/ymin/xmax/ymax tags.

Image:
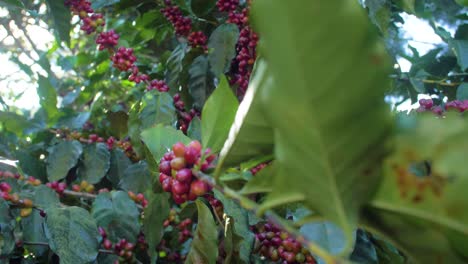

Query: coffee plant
<box><xmin>0</xmin><ymin>0</ymin><xmax>467</xmax><ymax>263</ymax></box>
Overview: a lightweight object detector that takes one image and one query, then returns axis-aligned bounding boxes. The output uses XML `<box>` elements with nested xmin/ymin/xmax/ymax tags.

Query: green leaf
<box><xmin>214</xmin><ymin>190</ymin><xmax>253</xmax><ymax>263</ymax></box>
<box><xmin>365</xmin><ymin>0</ymin><xmax>391</xmax><ymax>35</ymax></box>
<box><xmin>21</xmin><ymin>186</ymin><xmax>60</xmax><ymax>256</ymax></box>
<box><xmin>364</xmin><ymin>115</ymin><xmax>468</xmax><ymax>263</ymax></box>
<box><xmin>46</xmin><ymin>140</ymin><xmax>83</xmax><ymax>182</ymax></box>
<box><xmin>107</xmin><ymin>111</ymin><xmax>129</xmax><ymax>139</ymax></box>
<box><xmin>118</xmin><ymin>161</ymin><xmax>151</xmax><ymax>194</ymax></box>
<box><xmin>37</xmin><ymin>75</ymin><xmax>58</xmax><ymax>122</ymax></box>
<box><xmin>139</xmin><ymin>91</ymin><xmax>177</xmax><ymax>130</ymax></box>
<box><xmin>188</xmin><ymin>116</ymin><xmax>202</xmax><ymax>142</ymax></box>
<box><xmin>141</xmin><ymin>125</ymin><xmax>191</xmax><ymax>162</ymax></box>
<box><xmin>299</xmin><ymin>222</ymin><xmax>350</xmax><ymax>255</ymax></box>
<box><xmin>44</xmin><ymin>207</ymin><xmax>100</xmax><ymax>264</ymax></box>
<box><xmin>143</xmin><ymin>193</ymin><xmax>170</xmax><ymax>262</ymax></box>
<box><xmin>201</xmin><ymin>76</ymin><xmax>239</xmax><ymax>153</ymax></box>
<box><xmin>107</xmin><ymin>149</ymin><xmax>132</xmax><ymax>188</ymax></box>
<box><xmin>185</xmin><ymin>200</ymin><xmax>218</xmax><ymax>264</ymax></box>
<box><xmin>217</xmin><ymin>60</ymin><xmax>274</xmax><ymax>169</ymax></box>
<box><xmin>456</xmin><ymin>83</ymin><xmax>468</xmax><ymax>100</ymax></box>
<box><xmin>91</xmin><ymin>0</ymin><xmax>120</xmax><ymax>9</ymax></box>
<box><xmin>91</xmin><ymin>191</ymin><xmax>141</xmax><ymax>243</ymax></box>
<box><xmin>186</xmin><ymin>0</ymin><xmax>217</xmax><ymax>17</ymax></box>
<box><xmin>0</xmin><ymin>0</ymin><xmax>24</xmax><ymax>9</ymax></box>
<box><xmin>78</xmin><ymin>143</ymin><xmax>111</xmax><ymax>184</ymax></box>
<box><xmin>208</xmin><ymin>24</ymin><xmax>240</xmax><ymax>77</ymax></box>
<box><xmin>240</xmin><ymin>162</ymin><xmax>274</xmax><ymax>194</ymax></box>
<box><xmin>251</xmin><ymin>0</ymin><xmax>392</xmax><ymax>253</ymax></box>
<box><xmin>0</xmin><ymin>200</ymin><xmax>15</xmax><ymax>257</ymax></box>
<box><xmin>166</xmin><ymin>43</ymin><xmax>188</xmax><ymax>90</ymax></box>
<box><xmin>452</xmin><ymin>40</ymin><xmax>468</xmax><ymax>71</ymax></box>
<box><xmin>189</xmin><ymin>55</ymin><xmax>213</xmax><ymax>109</ymax></box>
<box><xmin>45</xmin><ymin>0</ymin><xmax>71</xmax><ymax>46</ymax></box>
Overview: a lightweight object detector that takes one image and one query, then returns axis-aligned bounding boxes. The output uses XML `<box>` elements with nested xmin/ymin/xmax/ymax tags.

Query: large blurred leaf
<box><xmin>364</xmin><ymin>114</ymin><xmax>468</xmax><ymax>263</ymax></box>
<box><xmin>185</xmin><ymin>200</ymin><xmax>218</xmax><ymax>264</ymax></box>
<box><xmin>364</xmin><ymin>0</ymin><xmax>391</xmax><ymax>35</ymax></box>
<box><xmin>201</xmin><ymin>76</ymin><xmax>238</xmax><ymax>153</ymax></box>
<box><xmin>208</xmin><ymin>24</ymin><xmax>239</xmax><ymax>77</ymax></box>
<box><xmin>118</xmin><ymin>161</ymin><xmax>151</xmax><ymax>194</ymax></box>
<box><xmin>141</xmin><ymin>125</ymin><xmax>191</xmax><ymax>162</ymax></box>
<box><xmin>44</xmin><ymin>207</ymin><xmax>100</xmax><ymax>264</ymax></box>
<box><xmin>139</xmin><ymin>91</ymin><xmax>177</xmax><ymax>130</ymax></box>
<box><xmin>45</xmin><ymin>0</ymin><xmax>71</xmax><ymax>46</ymax></box>
<box><xmin>189</xmin><ymin>55</ymin><xmax>213</xmax><ymax>109</ymax></box>
<box><xmin>37</xmin><ymin>75</ymin><xmax>58</xmax><ymax>122</ymax></box>
<box><xmin>78</xmin><ymin>143</ymin><xmax>110</xmax><ymax>184</ymax></box>
<box><xmin>249</xmin><ymin>0</ymin><xmax>392</xmax><ymax>252</ymax></box>
<box><xmin>217</xmin><ymin>60</ymin><xmax>274</xmax><ymax>169</ymax></box>
<box><xmin>46</xmin><ymin>140</ymin><xmax>83</xmax><ymax>181</ymax></box>
<box><xmin>143</xmin><ymin>193</ymin><xmax>170</xmax><ymax>262</ymax></box>
<box><xmin>91</xmin><ymin>191</ymin><xmax>141</xmax><ymax>243</ymax></box>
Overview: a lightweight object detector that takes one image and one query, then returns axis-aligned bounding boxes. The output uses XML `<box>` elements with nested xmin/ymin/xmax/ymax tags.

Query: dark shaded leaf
<box><xmin>44</xmin><ymin>207</ymin><xmax>100</xmax><ymax>264</ymax></box>
<box><xmin>118</xmin><ymin>161</ymin><xmax>151</xmax><ymax>194</ymax></box>
<box><xmin>46</xmin><ymin>140</ymin><xmax>83</xmax><ymax>181</ymax></box>
<box><xmin>143</xmin><ymin>193</ymin><xmax>170</xmax><ymax>262</ymax></box>
<box><xmin>91</xmin><ymin>191</ymin><xmax>140</xmax><ymax>243</ymax></box>
<box><xmin>78</xmin><ymin>143</ymin><xmax>110</xmax><ymax>184</ymax></box>
<box><xmin>208</xmin><ymin>24</ymin><xmax>239</xmax><ymax>77</ymax></box>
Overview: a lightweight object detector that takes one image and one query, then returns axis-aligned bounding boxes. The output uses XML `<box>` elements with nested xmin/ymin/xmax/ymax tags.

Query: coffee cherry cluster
<box><xmin>65</xmin><ymin>0</ymin><xmax>93</xmax><ymax>17</ymax></box>
<box><xmin>250</xmin><ymin>162</ymin><xmax>269</xmax><ymax>175</ymax></box>
<box><xmin>216</xmin><ymin>0</ymin><xmax>258</xmax><ymax>99</ymax></box>
<box><xmin>188</xmin><ymin>31</ymin><xmax>208</xmax><ymax>50</ymax></box>
<box><xmin>417</xmin><ymin>98</ymin><xmax>468</xmax><ymax>115</ymax></box>
<box><xmin>0</xmin><ymin>182</ymin><xmax>34</xmax><ymax>217</ymax></box>
<box><xmin>46</xmin><ymin>181</ymin><xmax>67</xmax><ymax>195</ymax></box>
<box><xmin>111</xmin><ymin>47</ymin><xmax>137</xmax><ymax>72</ymax></box>
<box><xmin>127</xmin><ymin>191</ymin><xmax>148</xmax><ymax>208</ymax></box>
<box><xmin>205</xmin><ymin>194</ymin><xmax>224</xmax><ymax>217</ymax></box>
<box><xmin>161</xmin><ymin>1</ymin><xmax>192</xmax><ymax>37</ymax></box>
<box><xmin>71</xmin><ymin>180</ymin><xmax>95</xmax><ymax>194</ymax></box>
<box><xmin>173</xmin><ymin>93</ymin><xmax>201</xmax><ymax>134</ymax></box>
<box><xmin>57</xmin><ymin>130</ymin><xmax>139</xmax><ymax>161</ymax></box>
<box><xmin>96</xmin><ymin>30</ymin><xmax>120</xmax><ymax>51</ymax></box>
<box><xmin>216</xmin><ymin>0</ymin><xmax>239</xmax><ymax>12</ymax></box>
<box><xmin>163</xmin><ymin>213</ymin><xmax>193</xmax><ymax>243</ymax></box>
<box><xmin>128</xmin><ymin>66</ymin><xmax>149</xmax><ymax>84</ymax></box>
<box><xmin>147</xmin><ymin>79</ymin><xmax>170</xmax><ymax>92</ymax></box>
<box><xmin>81</xmin><ymin>13</ymin><xmax>105</xmax><ymax>34</ymax></box>
<box><xmin>99</xmin><ymin>228</ymin><xmax>136</xmax><ymax>263</ymax></box>
<box><xmin>232</xmin><ymin>26</ymin><xmax>258</xmax><ymax>97</ymax></box>
<box><xmin>157</xmin><ymin>239</ymin><xmax>185</xmax><ymax>263</ymax></box>
<box><xmin>254</xmin><ymin>223</ymin><xmax>317</xmax><ymax>264</ymax></box>
<box><xmin>158</xmin><ymin>141</ymin><xmax>215</xmax><ymax>204</ymax></box>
